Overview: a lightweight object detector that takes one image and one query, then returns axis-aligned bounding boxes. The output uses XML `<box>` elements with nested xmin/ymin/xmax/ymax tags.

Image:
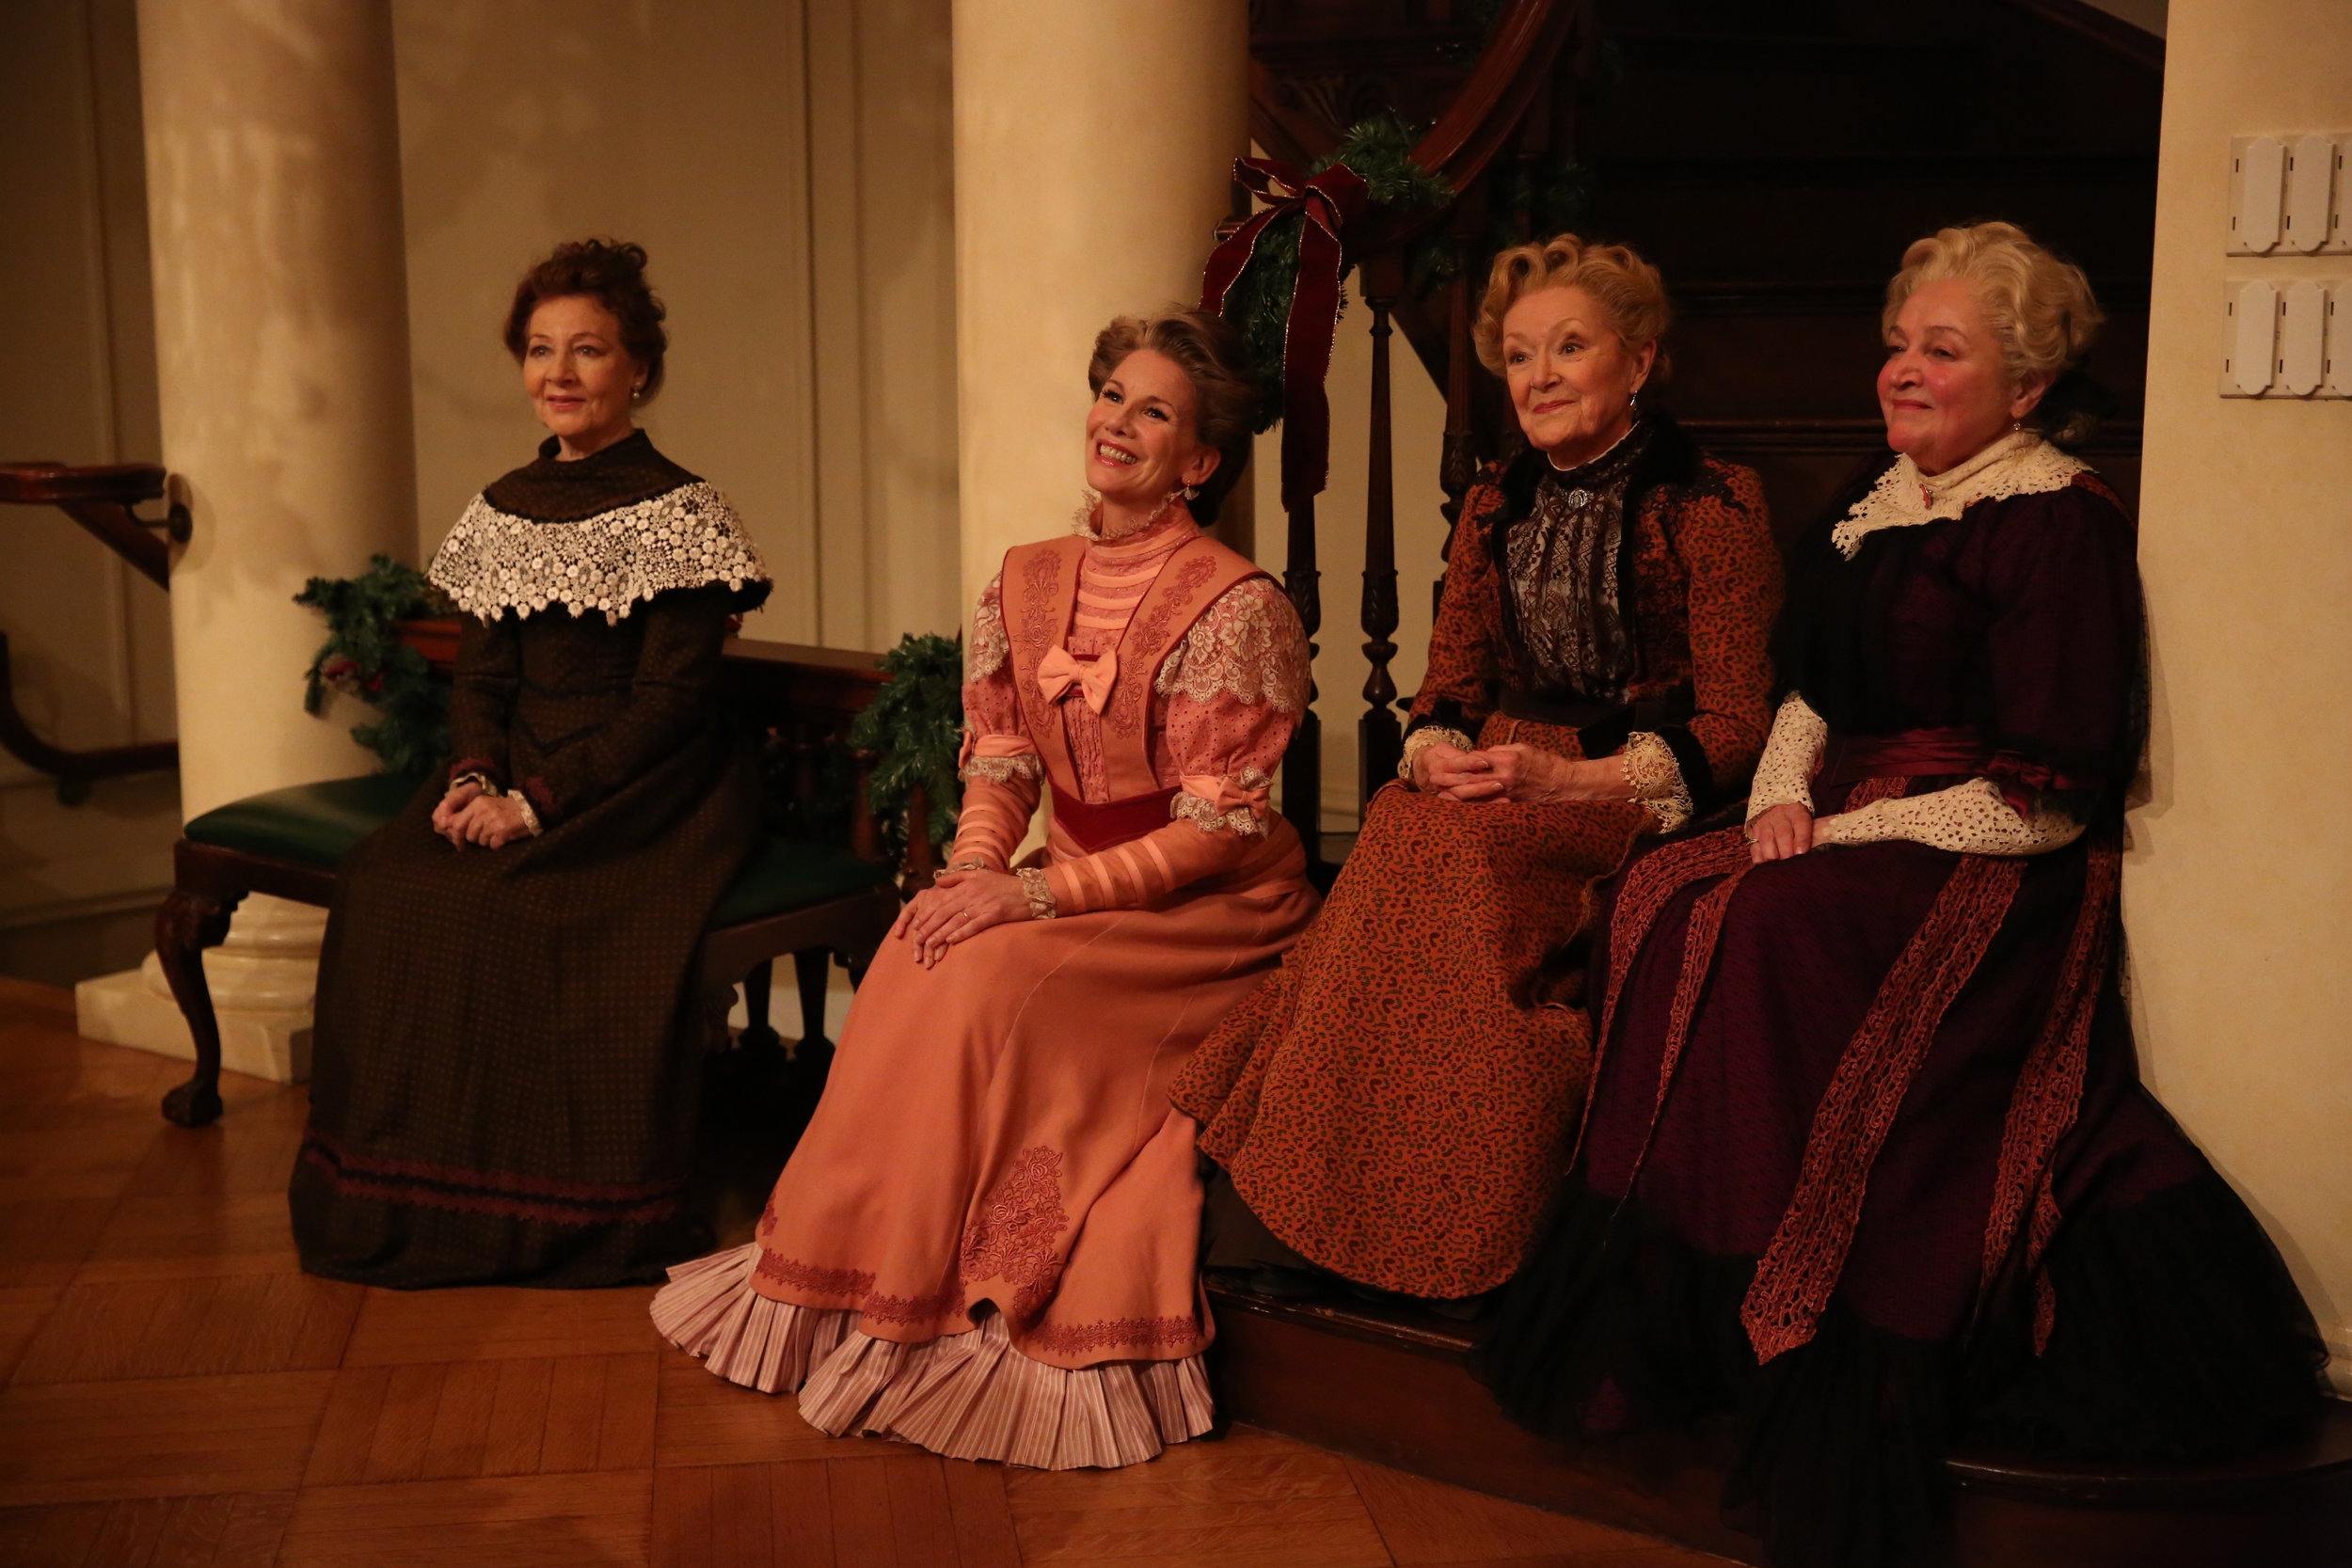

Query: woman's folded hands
<box><xmin>1416</xmin><ymin>740</ymin><xmax>1634</xmax><ymax>806</ymax></box>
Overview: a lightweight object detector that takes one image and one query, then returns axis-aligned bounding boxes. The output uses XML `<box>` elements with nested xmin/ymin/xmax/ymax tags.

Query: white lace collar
<box><xmin>1832</xmin><ymin>433</ymin><xmax>2086</xmax><ymax>559</ymax></box>
<box><xmin>429</xmin><ymin>480</ymin><xmax>769</xmax><ymax>623</ymax></box>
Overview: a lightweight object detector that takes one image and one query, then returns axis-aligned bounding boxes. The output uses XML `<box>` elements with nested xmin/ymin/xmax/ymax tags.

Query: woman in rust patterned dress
<box><xmin>651</xmin><ymin>311</ymin><xmax>1316</xmax><ymax>1468</ymax></box>
<box><xmin>1477</xmin><ymin>225</ymin><xmax>2326</xmax><ymax>1568</ymax></box>
<box><xmin>294</xmin><ymin>241</ymin><xmax>771</xmax><ymax>1289</ymax></box>
<box><xmin>1173</xmin><ymin>235</ymin><xmax>1781</xmax><ymax>1302</ymax></box>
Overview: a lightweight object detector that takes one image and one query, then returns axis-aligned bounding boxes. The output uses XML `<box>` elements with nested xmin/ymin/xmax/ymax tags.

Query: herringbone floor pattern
<box><xmin>0</xmin><ymin>977</ymin><xmax>1725</xmax><ymax>1567</ymax></box>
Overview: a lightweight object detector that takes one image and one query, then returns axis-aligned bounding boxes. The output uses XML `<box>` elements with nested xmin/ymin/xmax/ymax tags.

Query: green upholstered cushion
<box><xmin>183</xmin><ymin>773</ymin><xmax>428</xmax><ymax>869</ymax></box>
<box><xmin>184</xmin><ymin>772</ymin><xmax>896</xmax><ymax>924</ymax></box>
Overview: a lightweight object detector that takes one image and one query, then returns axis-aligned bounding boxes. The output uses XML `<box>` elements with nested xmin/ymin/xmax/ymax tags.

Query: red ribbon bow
<box><xmin>1200</xmin><ymin>158</ymin><xmax>1371</xmax><ymax>515</ymax></box>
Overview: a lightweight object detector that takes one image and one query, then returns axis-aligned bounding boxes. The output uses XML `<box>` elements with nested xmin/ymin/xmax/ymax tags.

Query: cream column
<box><xmin>950</xmin><ymin>0</ymin><xmax>1248</xmax><ymax>610</ymax></box>
<box><xmin>2127</xmin><ymin>0</ymin><xmax>2352</xmax><ymax>1395</ymax></box>
<box><xmin>76</xmin><ymin>0</ymin><xmax>418</xmax><ymax>1081</ymax></box>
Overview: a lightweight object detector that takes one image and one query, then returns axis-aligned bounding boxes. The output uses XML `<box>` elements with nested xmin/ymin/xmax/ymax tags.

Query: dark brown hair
<box><xmin>502</xmin><ymin>238</ymin><xmax>669</xmax><ymax>400</ymax></box>
<box><xmin>1089</xmin><ymin>309</ymin><xmax>1258</xmax><ymax>519</ymax></box>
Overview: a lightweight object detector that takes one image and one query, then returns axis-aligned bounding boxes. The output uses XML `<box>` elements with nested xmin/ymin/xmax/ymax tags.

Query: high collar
<box><xmin>483</xmin><ymin>429</ymin><xmax>702</xmax><ymax>523</ymax></box>
<box><xmin>1830</xmin><ymin>432</ymin><xmax>2085</xmax><ymax>559</ymax></box>
<box><xmin>1077</xmin><ymin>498</ymin><xmax>1200</xmax><ymax>557</ymax></box>
<box><xmin>1498</xmin><ymin>412</ymin><xmax>1695</xmax><ymax>524</ymax></box>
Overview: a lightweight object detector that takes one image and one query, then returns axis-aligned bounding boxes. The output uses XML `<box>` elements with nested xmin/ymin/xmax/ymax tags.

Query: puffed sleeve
<box><xmin>514</xmin><ymin>584</ymin><xmax>736</xmax><ymax>824</ymax></box>
<box><xmin>1646</xmin><ymin>463</ymin><xmax>1781</xmax><ymax>816</ymax></box>
<box><xmin>1978</xmin><ymin>483</ymin><xmax>2145</xmax><ymax>816</ymax></box>
<box><xmin>1037</xmin><ymin>577</ymin><xmax>1308</xmax><ymax>915</ymax></box>
<box><xmin>447</xmin><ymin>611</ymin><xmax>520</xmax><ymax>788</ymax></box>
<box><xmin>945</xmin><ymin>572</ymin><xmax>1041</xmax><ymax>871</ymax></box>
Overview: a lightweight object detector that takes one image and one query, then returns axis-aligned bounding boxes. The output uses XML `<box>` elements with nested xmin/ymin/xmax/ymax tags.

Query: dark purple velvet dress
<box><xmin>1476</xmin><ymin>465</ymin><xmax>2325</xmax><ymax>1568</ymax></box>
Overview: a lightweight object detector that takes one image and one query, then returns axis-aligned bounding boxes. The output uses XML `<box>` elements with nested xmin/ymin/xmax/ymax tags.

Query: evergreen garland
<box><xmin>1221</xmin><ymin>113</ymin><xmax>1456</xmax><ymax>431</ymax></box>
<box><xmin>847</xmin><ymin>631</ymin><xmax>964</xmax><ymax>860</ymax></box>
<box><xmin>294</xmin><ymin>555</ymin><xmax>453</xmax><ymax>776</ymax></box>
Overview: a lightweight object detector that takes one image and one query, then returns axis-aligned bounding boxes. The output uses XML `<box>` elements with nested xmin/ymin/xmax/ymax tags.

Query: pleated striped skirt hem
<box><xmin>650</xmin><ymin>1243</ymin><xmax>1215</xmax><ymax>1470</ymax></box>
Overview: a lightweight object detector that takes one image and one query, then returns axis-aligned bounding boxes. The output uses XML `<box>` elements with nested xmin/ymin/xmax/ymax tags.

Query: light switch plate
<box><xmin>2283</xmin><ymin>135</ymin><xmax>2337</xmax><ymax>253</ymax></box>
<box><xmin>2322</xmin><ymin>136</ymin><xmax>2352</xmax><ymax>256</ymax></box>
<box><xmin>2221</xmin><ymin>279</ymin><xmax>2279</xmax><ymax>396</ymax></box>
<box><xmin>2278</xmin><ymin>279</ymin><xmax>2327</xmax><ymax>394</ymax></box>
<box><xmin>2323</xmin><ymin>283</ymin><xmax>2350</xmax><ymax>398</ymax></box>
<box><xmin>2231</xmin><ymin>135</ymin><xmax>2287</xmax><ymax>255</ymax></box>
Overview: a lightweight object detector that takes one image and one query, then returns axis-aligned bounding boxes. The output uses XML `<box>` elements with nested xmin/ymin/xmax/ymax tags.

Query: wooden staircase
<box><xmin>1225</xmin><ymin>5</ymin><xmax>2352</xmax><ymax>1562</ymax></box>
<box><xmin>1206</xmin><ymin>1274</ymin><xmax>2352</xmax><ymax>1567</ymax></box>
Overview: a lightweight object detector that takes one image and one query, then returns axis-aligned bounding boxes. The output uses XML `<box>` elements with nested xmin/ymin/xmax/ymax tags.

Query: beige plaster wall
<box><xmin>393</xmin><ymin>0</ymin><xmax>960</xmax><ymax>649</ymax></box>
<box><xmin>2128</xmin><ymin>0</ymin><xmax>2352</xmax><ymax>1390</ymax></box>
<box><xmin>0</xmin><ymin>0</ymin><xmax>182</xmax><ymax>964</ymax></box>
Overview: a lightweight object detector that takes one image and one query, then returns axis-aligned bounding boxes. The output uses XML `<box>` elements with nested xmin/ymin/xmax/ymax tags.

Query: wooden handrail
<box><xmin>0</xmin><ymin>460</ymin><xmax>185</xmax><ymax>799</ymax></box>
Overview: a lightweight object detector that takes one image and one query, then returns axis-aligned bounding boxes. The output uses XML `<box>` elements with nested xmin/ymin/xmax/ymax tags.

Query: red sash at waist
<box><xmin>1050</xmin><ymin>781</ymin><xmax>1180</xmax><ymax>854</ymax></box>
<box><xmin>1820</xmin><ymin>726</ymin><xmax>1991</xmax><ymax>787</ymax></box>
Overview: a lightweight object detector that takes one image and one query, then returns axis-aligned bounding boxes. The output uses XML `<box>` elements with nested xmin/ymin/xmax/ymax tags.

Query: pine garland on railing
<box><xmin>294</xmin><ymin>556</ymin><xmax>452</xmax><ymax>776</ymax></box>
<box><xmin>847</xmin><ymin>631</ymin><xmax>964</xmax><ymax>861</ymax></box>
<box><xmin>1220</xmin><ymin>113</ymin><xmax>1455</xmax><ymax>432</ymax></box>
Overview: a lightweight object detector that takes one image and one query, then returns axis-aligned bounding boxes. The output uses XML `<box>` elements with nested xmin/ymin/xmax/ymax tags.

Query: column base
<box><xmin>75</xmin><ymin>962</ymin><xmax>312</xmax><ymax>1084</ymax></box>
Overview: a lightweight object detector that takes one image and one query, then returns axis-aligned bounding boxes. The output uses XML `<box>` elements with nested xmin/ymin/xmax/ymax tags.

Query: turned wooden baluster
<box><xmin>1435</xmin><ymin>200</ymin><xmax>1484</xmax><ymax>625</ymax></box>
<box><xmin>1358</xmin><ymin>253</ymin><xmax>1406</xmax><ymax>805</ymax></box>
<box><xmin>1280</xmin><ymin>493</ymin><xmax>1323</xmax><ymax>870</ymax></box>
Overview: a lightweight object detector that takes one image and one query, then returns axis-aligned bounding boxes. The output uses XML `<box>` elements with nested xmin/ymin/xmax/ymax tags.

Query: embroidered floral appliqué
<box><xmin>959</xmin><ymin>1145</ymin><xmax>1071</xmax><ymax>1317</ymax></box>
<box><xmin>429</xmin><ymin>481</ymin><xmax>768</xmax><ymax>623</ymax></box>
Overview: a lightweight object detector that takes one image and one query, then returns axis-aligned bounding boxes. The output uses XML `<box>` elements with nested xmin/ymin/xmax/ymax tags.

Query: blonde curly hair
<box><xmin>1883</xmin><ymin>222</ymin><xmax>2105</xmax><ymax>443</ymax></box>
<box><xmin>1472</xmin><ymin>233</ymin><xmax>1670</xmax><ymax>376</ymax></box>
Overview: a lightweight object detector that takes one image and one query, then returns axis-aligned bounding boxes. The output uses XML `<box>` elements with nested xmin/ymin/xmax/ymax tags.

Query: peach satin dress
<box><xmin>651</xmin><ymin>506</ymin><xmax>1315</xmax><ymax>1467</ymax></box>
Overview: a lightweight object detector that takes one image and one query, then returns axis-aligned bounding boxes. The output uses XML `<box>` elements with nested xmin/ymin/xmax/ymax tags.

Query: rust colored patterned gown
<box><xmin>652</xmin><ymin>504</ymin><xmax>1316</xmax><ymax>1469</ymax></box>
<box><xmin>1173</xmin><ymin>417</ymin><xmax>1781</xmax><ymax>1299</ymax></box>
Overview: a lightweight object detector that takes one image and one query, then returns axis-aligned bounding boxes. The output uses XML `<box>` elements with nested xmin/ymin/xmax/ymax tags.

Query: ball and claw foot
<box><xmin>161</xmin><ymin>1078</ymin><xmax>224</xmax><ymax>1128</ymax></box>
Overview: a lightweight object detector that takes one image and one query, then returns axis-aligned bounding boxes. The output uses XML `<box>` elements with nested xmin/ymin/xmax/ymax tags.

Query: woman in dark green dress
<box><xmin>291</xmin><ymin>240</ymin><xmax>771</xmax><ymax>1288</ymax></box>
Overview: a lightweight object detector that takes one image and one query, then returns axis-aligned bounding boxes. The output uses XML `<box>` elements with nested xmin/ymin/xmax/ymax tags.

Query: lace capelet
<box><xmin>428</xmin><ymin>431</ymin><xmax>771</xmax><ymax>623</ymax></box>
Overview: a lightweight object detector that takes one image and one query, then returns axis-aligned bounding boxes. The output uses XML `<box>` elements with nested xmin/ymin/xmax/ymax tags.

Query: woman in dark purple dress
<box><xmin>1475</xmin><ymin>223</ymin><xmax>2326</xmax><ymax>1568</ymax></box>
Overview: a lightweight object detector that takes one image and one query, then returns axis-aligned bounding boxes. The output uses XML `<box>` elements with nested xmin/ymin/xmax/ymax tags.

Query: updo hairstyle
<box><xmin>1883</xmin><ymin>222</ymin><xmax>2106</xmax><ymax>445</ymax></box>
<box><xmin>502</xmin><ymin>238</ymin><xmax>670</xmax><ymax>402</ymax></box>
<box><xmin>1472</xmin><ymin>233</ymin><xmax>1671</xmax><ymax>376</ymax></box>
<box><xmin>1089</xmin><ymin>309</ymin><xmax>1260</xmax><ymax>520</ymax></box>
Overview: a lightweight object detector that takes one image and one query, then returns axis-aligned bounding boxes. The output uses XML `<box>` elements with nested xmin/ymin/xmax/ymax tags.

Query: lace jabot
<box><xmin>1831</xmin><ymin>432</ymin><xmax>2086</xmax><ymax>559</ymax></box>
<box><xmin>1505</xmin><ymin>422</ymin><xmax>1647</xmax><ymax>698</ymax></box>
<box><xmin>429</xmin><ymin>433</ymin><xmax>771</xmax><ymax>623</ymax></box>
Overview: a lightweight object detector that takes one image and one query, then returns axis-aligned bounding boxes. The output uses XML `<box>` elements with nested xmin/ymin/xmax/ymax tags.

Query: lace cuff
<box><xmin>1813</xmin><ymin>776</ymin><xmax>2084</xmax><ymax>857</ymax></box>
<box><xmin>1399</xmin><ymin>725</ymin><xmax>1475</xmax><ymax>784</ymax></box>
<box><xmin>961</xmin><ymin>751</ymin><xmax>1043</xmax><ymax>787</ymax></box>
<box><xmin>1621</xmin><ymin>731</ymin><xmax>1693</xmax><ymax>832</ymax></box>
<box><xmin>1747</xmin><ymin>692</ymin><xmax>1828</xmax><ymax>820</ymax></box>
<box><xmin>1016</xmin><ymin>866</ymin><xmax>1057</xmax><ymax>920</ymax></box>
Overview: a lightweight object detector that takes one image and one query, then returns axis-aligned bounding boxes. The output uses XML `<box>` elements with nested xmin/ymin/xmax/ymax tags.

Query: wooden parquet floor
<box><xmin>0</xmin><ymin>977</ymin><xmax>1728</xmax><ymax>1568</ymax></box>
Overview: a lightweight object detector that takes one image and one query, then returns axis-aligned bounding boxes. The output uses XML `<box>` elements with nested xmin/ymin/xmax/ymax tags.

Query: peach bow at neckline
<box><xmin>1036</xmin><ymin>644</ymin><xmax>1118</xmax><ymax>713</ymax></box>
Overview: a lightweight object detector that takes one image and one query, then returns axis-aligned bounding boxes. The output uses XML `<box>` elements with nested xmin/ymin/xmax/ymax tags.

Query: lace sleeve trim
<box><xmin>1622</xmin><ymin>731</ymin><xmax>1693</xmax><ymax>832</ymax></box>
<box><xmin>1155</xmin><ymin>578</ymin><xmax>1307</xmax><ymax>712</ymax></box>
<box><xmin>1398</xmin><ymin>725</ymin><xmax>1475</xmax><ymax>784</ymax></box>
<box><xmin>1747</xmin><ymin>692</ymin><xmax>1829</xmax><ymax>820</ymax></box>
<box><xmin>967</xmin><ymin>573</ymin><xmax>1009</xmax><ymax>683</ymax></box>
<box><xmin>1813</xmin><ymin>776</ymin><xmax>2085</xmax><ymax>857</ymax></box>
<box><xmin>962</xmin><ymin>752</ymin><xmax>1043</xmax><ymax>787</ymax></box>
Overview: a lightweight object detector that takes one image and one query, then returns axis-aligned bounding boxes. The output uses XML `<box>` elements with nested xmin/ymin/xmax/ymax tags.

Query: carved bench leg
<box><xmin>155</xmin><ymin>886</ymin><xmax>240</xmax><ymax>1127</ymax></box>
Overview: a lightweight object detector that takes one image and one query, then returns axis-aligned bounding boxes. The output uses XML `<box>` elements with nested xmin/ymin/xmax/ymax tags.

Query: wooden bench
<box><xmin>151</xmin><ymin>626</ymin><xmax>931</xmax><ymax>1127</ymax></box>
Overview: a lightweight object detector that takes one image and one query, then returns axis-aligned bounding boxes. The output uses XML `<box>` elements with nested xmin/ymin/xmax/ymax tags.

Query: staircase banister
<box><xmin>0</xmin><ymin>461</ymin><xmax>167</xmax><ymax>507</ymax></box>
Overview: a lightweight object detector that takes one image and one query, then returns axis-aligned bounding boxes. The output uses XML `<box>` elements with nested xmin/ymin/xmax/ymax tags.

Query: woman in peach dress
<box><xmin>651</xmin><ymin>309</ymin><xmax>1314</xmax><ymax>1468</ymax></box>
